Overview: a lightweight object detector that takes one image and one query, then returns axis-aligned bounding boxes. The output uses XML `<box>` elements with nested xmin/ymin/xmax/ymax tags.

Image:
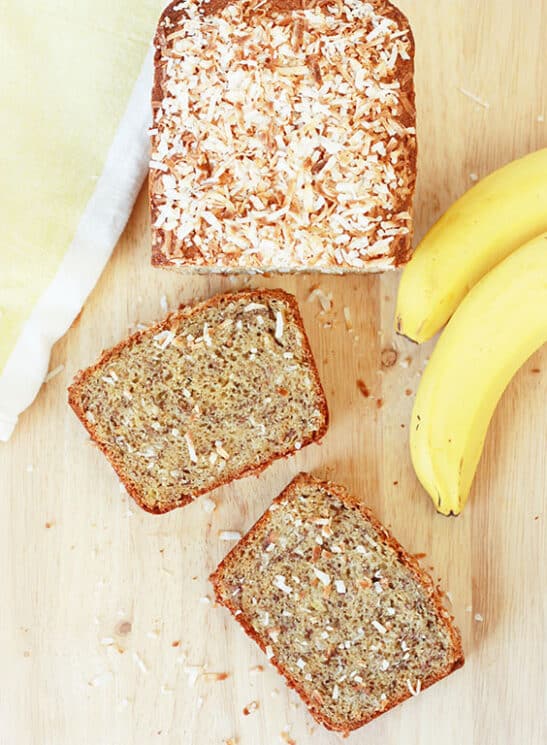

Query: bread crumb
<box><xmin>203</xmin><ymin>672</ymin><xmax>230</xmax><ymax>682</ymax></box>
<box><xmin>280</xmin><ymin>728</ymin><xmax>296</xmax><ymax>745</ymax></box>
<box><xmin>243</xmin><ymin>700</ymin><xmax>260</xmax><ymax>716</ymax></box>
<box><xmin>116</xmin><ymin>620</ymin><xmax>132</xmax><ymax>636</ymax></box>
<box><xmin>381</xmin><ymin>348</ymin><xmax>398</xmax><ymax>367</ymax></box>
<box><xmin>172</xmin><ymin>640</ymin><xmax>181</xmax><ymax>648</ymax></box>
<box><xmin>357</xmin><ymin>379</ymin><xmax>370</xmax><ymax>398</ymax></box>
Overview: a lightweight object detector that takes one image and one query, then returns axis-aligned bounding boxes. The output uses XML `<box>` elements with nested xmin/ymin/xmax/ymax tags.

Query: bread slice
<box><xmin>68</xmin><ymin>291</ymin><xmax>328</xmax><ymax>514</ymax></box>
<box><xmin>150</xmin><ymin>0</ymin><xmax>416</xmax><ymax>273</ymax></box>
<box><xmin>211</xmin><ymin>474</ymin><xmax>464</xmax><ymax>734</ymax></box>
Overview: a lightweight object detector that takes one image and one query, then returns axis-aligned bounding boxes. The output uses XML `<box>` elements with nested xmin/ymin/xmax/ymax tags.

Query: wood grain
<box><xmin>0</xmin><ymin>1</ymin><xmax>545</xmax><ymax>744</ymax></box>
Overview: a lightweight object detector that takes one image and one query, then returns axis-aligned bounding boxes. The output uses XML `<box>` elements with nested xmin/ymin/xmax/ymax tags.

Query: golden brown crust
<box><xmin>150</xmin><ymin>0</ymin><xmax>417</xmax><ymax>273</ymax></box>
<box><xmin>211</xmin><ymin>473</ymin><xmax>464</xmax><ymax>734</ymax></box>
<box><xmin>68</xmin><ymin>292</ymin><xmax>329</xmax><ymax>514</ymax></box>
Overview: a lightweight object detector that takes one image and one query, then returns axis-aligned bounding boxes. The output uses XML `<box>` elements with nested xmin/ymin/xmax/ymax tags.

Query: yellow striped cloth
<box><xmin>0</xmin><ymin>0</ymin><xmax>166</xmax><ymax>440</ymax></box>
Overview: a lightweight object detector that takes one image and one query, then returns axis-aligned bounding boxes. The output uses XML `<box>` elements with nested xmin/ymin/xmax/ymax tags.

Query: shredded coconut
<box><xmin>219</xmin><ymin>531</ymin><xmax>242</xmax><ymax>541</ymax></box>
<box><xmin>45</xmin><ymin>364</ymin><xmax>65</xmax><ymax>383</ymax></box>
<box><xmin>150</xmin><ymin>0</ymin><xmax>415</xmax><ymax>271</ymax></box>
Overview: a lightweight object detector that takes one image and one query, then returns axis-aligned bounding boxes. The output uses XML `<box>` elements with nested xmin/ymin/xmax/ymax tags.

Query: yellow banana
<box><xmin>396</xmin><ymin>148</ymin><xmax>547</xmax><ymax>342</ymax></box>
<box><xmin>411</xmin><ymin>233</ymin><xmax>547</xmax><ymax>515</ymax></box>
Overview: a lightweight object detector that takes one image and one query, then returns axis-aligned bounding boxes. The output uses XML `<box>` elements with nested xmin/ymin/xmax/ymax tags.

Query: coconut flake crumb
<box><xmin>335</xmin><ymin>580</ymin><xmax>347</xmax><ymax>594</ymax></box>
<box><xmin>219</xmin><ymin>531</ymin><xmax>242</xmax><ymax>542</ymax></box>
<box><xmin>313</xmin><ymin>568</ymin><xmax>331</xmax><ymax>586</ymax></box>
<box><xmin>45</xmin><ymin>364</ymin><xmax>64</xmax><ymax>383</ymax></box>
<box><xmin>89</xmin><ymin>671</ymin><xmax>113</xmax><ymax>687</ymax></box>
<box><xmin>407</xmin><ymin>678</ymin><xmax>422</xmax><ymax>696</ymax></box>
<box><xmin>184</xmin><ymin>432</ymin><xmax>198</xmax><ymax>463</ymax></box>
<box><xmin>184</xmin><ymin>665</ymin><xmax>203</xmax><ymax>687</ymax></box>
<box><xmin>275</xmin><ymin>312</ymin><xmax>284</xmax><ymax>342</ymax></box>
<box><xmin>202</xmin><ymin>498</ymin><xmax>216</xmax><ymax>513</ymax></box>
<box><xmin>458</xmin><ymin>87</ymin><xmax>490</xmax><ymax>109</ymax></box>
<box><xmin>266</xmin><ymin>645</ymin><xmax>274</xmax><ymax>660</ymax></box>
<box><xmin>274</xmin><ymin>575</ymin><xmax>292</xmax><ymax>595</ymax></box>
<box><xmin>132</xmin><ymin>652</ymin><xmax>148</xmax><ymax>674</ymax></box>
<box><xmin>474</xmin><ymin>613</ymin><xmax>484</xmax><ymax>622</ymax></box>
<box><xmin>308</xmin><ymin>287</ymin><xmax>333</xmax><ymax>313</ymax></box>
<box><xmin>372</xmin><ymin>620</ymin><xmax>387</xmax><ymax>634</ymax></box>
<box><xmin>343</xmin><ymin>307</ymin><xmax>353</xmax><ymax>331</ymax></box>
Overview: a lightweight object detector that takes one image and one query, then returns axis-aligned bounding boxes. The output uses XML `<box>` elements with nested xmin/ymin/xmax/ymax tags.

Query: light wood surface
<box><xmin>1</xmin><ymin>2</ymin><xmax>545</xmax><ymax>744</ymax></box>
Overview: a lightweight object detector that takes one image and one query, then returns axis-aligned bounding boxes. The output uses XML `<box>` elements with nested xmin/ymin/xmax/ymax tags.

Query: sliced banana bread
<box><xmin>211</xmin><ymin>473</ymin><xmax>464</xmax><ymax>734</ymax></box>
<box><xmin>150</xmin><ymin>0</ymin><xmax>416</xmax><ymax>272</ymax></box>
<box><xmin>68</xmin><ymin>291</ymin><xmax>328</xmax><ymax>513</ymax></box>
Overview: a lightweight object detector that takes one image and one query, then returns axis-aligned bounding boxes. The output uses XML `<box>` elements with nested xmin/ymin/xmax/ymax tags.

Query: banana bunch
<box><xmin>396</xmin><ymin>149</ymin><xmax>547</xmax><ymax>515</ymax></box>
<box><xmin>396</xmin><ymin>148</ymin><xmax>547</xmax><ymax>342</ymax></box>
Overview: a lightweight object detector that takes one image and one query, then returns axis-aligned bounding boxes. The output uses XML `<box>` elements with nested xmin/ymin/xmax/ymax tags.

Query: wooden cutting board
<box><xmin>1</xmin><ymin>1</ymin><xmax>545</xmax><ymax>743</ymax></box>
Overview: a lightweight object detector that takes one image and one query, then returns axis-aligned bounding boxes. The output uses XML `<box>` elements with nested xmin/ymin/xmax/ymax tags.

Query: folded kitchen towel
<box><xmin>0</xmin><ymin>0</ymin><xmax>165</xmax><ymax>441</ymax></box>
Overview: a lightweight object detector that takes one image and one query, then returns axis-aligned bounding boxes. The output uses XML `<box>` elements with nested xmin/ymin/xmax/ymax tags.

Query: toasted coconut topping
<box><xmin>151</xmin><ymin>0</ymin><xmax>415</xmax><ymax>271</ymax></box>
